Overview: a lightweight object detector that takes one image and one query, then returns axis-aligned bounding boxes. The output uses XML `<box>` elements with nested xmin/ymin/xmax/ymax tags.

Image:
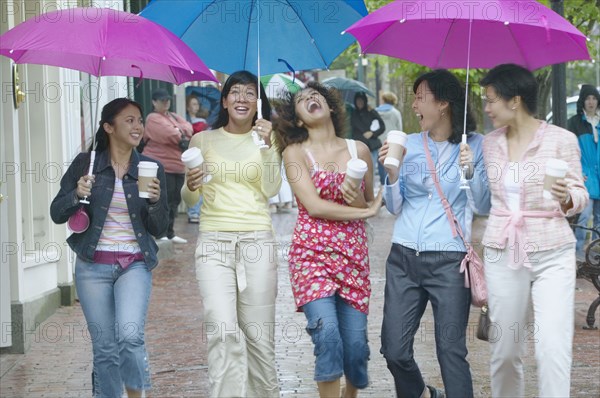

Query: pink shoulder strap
<box><xmin>421</xmin><ymin>132</ymin><xmax>460</xmax><ymax>239</ymax></box>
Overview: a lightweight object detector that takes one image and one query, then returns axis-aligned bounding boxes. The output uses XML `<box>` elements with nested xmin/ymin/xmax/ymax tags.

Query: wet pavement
<box><xmin>1</xmin><ymin>207</ymin><xmax>598</xmax><ymax>397</ymax></box>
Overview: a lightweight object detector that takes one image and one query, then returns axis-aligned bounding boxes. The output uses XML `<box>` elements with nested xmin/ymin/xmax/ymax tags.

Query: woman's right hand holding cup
<box><xmin>186</xmin><ymin>167</ymin><xmax>205</xmax><ymax>191</ymax></box>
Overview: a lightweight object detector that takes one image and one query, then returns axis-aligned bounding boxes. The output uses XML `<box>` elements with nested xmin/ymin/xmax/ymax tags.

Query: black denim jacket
<box><xmin>50</xmin><ymin>150</ymin><xmax>168</xmax><ymax>270</ymax></box>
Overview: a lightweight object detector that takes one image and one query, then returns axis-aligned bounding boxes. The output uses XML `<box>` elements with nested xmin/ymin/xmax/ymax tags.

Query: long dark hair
<box><xmin>274</xmin><ymin>82</ymin><xmax>346</xmax><ymax>154</ymax></box>
<box><xmin>88</xmin><ymin>98</ymin><xmax>143</xmax><ymax>152</ymax></box>
<box><xmin>414</xmin><ymin>69</ymin><xmax>476</xmax><ymax>144</ymax></box>
<box><xmin>213</xmin><ymin>70</ymin><xmax>271</xmax><ymax>129</ymax></box>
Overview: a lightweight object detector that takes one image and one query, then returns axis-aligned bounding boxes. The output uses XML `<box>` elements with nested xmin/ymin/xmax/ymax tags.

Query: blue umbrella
<box><xmin>140</xmin><ymin>0</ymin><xmax>367</xmax><ymax>76</ymax></box>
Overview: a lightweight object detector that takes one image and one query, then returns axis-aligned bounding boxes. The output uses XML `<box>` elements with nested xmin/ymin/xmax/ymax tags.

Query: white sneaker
<box><xmin>159</xmin><ymin>237</ymin><xmax>169</xmax><ymax>241</ymax></box>
<box><xmin>170</xmin><ymin>236</ymin><xmax>188</xmax><ymax>244</ymax></box>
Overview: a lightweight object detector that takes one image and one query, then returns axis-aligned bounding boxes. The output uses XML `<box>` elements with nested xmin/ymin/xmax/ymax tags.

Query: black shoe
<box><xmin>426</xmin><ymin>385</ymin><xmax>445</xmax><ymax>398</ymax></box>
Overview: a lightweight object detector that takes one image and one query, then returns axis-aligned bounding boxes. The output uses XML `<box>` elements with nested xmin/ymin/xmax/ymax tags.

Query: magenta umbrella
<box><xmin>345</xmin><ymin>0</ymin><xmax>590</xmax><ymax>187</ymax></box>
<box><xmin>0</xmin><ymin>7</ymin><xmax>217</xmax><ymax>203</ymax></box>
<box><xmin>344</xmin><ymin>0</ymin><xmax>590</xmax><ymax>70</ymax></box>
<box><xmin>0</xmin><ymin>7</ymin><xmax>217</xmax><ymax>84</ymax></box>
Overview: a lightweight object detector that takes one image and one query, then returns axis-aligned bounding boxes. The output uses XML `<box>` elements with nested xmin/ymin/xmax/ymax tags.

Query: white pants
<box><xmin>484</xmin><ymin>244</ymin><xmax>576</xmax><ymax>398</ymax></box>
<box><xmin>196</xmin><ymin>231</ymin><xmax>279</xmax><ymax>398</ymax></box>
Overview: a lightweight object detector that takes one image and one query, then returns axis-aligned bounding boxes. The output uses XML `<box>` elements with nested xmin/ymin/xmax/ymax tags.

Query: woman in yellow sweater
<box><xmin>181</xmin><ymin>70</ymin><xmax>281</xmax><ymax>397</ymax></box>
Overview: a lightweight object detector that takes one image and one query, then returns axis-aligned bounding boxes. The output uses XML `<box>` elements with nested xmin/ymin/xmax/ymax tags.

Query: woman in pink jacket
<box><xmin>480</xmin><ymin>64</ymin><xmax>588</xmax><ymax>397</ymax></box>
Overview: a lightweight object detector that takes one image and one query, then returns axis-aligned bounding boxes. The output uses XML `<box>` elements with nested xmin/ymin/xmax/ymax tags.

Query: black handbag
<box><xmin>477</xmin><ymin>304</ymin><xmax>490</xmax><ymax>341</ymax></box>
<box><xmin>178</xmin><ymin>129</ymin><xmax>190</xmax><ymax>152</ymax></box>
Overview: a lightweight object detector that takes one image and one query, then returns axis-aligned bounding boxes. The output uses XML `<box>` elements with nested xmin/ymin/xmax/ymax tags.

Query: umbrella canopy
<box><xmin>261</xmin><ymin>74</ymin><xmax>305</xmax><ymax>99</ymax></box>
<box><xmin>322</xmin><ymin>76</ymin><xmax>374</xmax><ymax>103</ymax></box>
<box><xmin>0</xmin><ymin>7</ymin><xmax>217</xmax><ymax>84</ymax></box>
<box><xmin>140</xmin><ymin>0</ymin><xmax>368</xmax><ymax>76</ymax></box>
<box><xmin>344</xmin><ymin>0</ymin><xmax>590</xmax><ymax>70</ymax></box>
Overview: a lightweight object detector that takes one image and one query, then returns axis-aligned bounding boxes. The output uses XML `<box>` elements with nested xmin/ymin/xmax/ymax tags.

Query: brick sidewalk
<box><xmin>1</xmin><ymin>210</ymin><xmax>598</xmax><ymax>397</ymax></box>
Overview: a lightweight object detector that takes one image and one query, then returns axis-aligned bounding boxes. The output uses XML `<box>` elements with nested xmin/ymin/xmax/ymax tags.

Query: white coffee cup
<box><xmin>384</xmin><ymin>130</ymin><xmax>408</xmax><ymax>169</ymax></box>
<box><xmin>343</xmin><ymin>158</ymin><xmax>368</xmax><ymax>191</ymax></box>
<box><xmin>138</xmin><ymin>161</ymin><xmax>159</xmax><ymax>198</ymax></box>
<box><xmin>543</xmin><ymin>158</ymin><xmax>568</xmax><ymax>199</ymax></box>
<box><xmin>181</xmin><ymin>147</ymin><xmax>212</xmax><ymax>183</ymax></box>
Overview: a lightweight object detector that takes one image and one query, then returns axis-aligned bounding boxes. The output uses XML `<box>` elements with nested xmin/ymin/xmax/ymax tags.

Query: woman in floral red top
<box><xmin>275</xmin><ymin>82</ymin><xmax>382</xmax><ymax>398</ymax></box>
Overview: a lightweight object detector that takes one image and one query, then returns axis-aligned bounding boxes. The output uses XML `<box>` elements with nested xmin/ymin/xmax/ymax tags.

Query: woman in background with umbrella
<box><xmin>378</xmin><ymin>69</ymin><xmax>490</xmax><ymax>398</ymax></box>
<box><xmin>50</xmin><ymin>98</ymin><xmax>168</xmax><ymax>398</ymax></box>
<box><xmin>182</xmin><ymin>71</ymin><xmax>281</xmax><ymax>397</ymax></box>
<box><xmin>480</xmin><ymin>64</ymin><xmax>588</xmax><ymax>398</ymax></box>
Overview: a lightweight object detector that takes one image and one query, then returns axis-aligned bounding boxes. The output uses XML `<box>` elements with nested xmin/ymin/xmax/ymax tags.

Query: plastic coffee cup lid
<box><xmin>181</xmin><ymin>147</ymin><xmax>203</xmax><ymax>168</ymax></box>
<box><xmin>545</xmin><ymin>158</ymin><xmax>568</xmax><ymax>176</ymax></box>
<box><xmin>138</xmin><ymin>161</ymin><xmax>158</xmax><ymax>170</ymax></box>
<box><xmin>346</xmin><ymin>158</ymin><xmax>368</xmax><ymax>179</ymax></box>
<box><xmin>387</xmin><ymin>130</ymin><xmax>407</xmax><ymax>145</ymax></box>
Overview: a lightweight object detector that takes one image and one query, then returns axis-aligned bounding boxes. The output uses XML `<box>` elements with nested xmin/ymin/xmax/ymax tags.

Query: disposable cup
<box><xmin>138</xmin><ymin>161</ymin><xmax>158</xmax><ymax>198</ymax></box>
<box><xmin>384</xmin><ymin>130</ymin><xmax>408</xmax><ymax>168</ymax></box>
<box><xmin>343</xmin><ymin>158</ymin><xmax>368</xmax><ymax>191</ymax></box>
<box><xmin>181</xmin><ymin>147</ymin><xmax>204</xmax><ymax>169</ymax></box>
<box><xmin>181</xmin><ymin>147</ymin><xmax>212</xmax><ymax>183</ymax></box>
<box><xmin>543</xmin><ymin>158</ymin><xmax>568</xmax><ymax>199</ymax></box>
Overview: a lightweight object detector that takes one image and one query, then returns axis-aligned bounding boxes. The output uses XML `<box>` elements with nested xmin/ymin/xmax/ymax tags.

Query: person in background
<box><xmin>50</xmin><ymin>98</ymin><xmax>168</xmax><ymax>398</ymax></box>
<box><xmin>351</xmin><ymin>91</ymin><xmax>385</xmax><ymax>186</ymax></box>
<box><xmin>480</xmin><ymin>63</ymin><xmax>588</xmax><ymax>398</ymax></box>
<box><xmin>567</xmin><ymin>84</ymin><xmax>600</xmax><ymax>257</ymax></box>
<box><xmin>275</xmin><ymin>82</ymin><xmax>382</xmax><ymax>398</ymax></box>
<box><xmin>143</xmin><ymin>88</ymin><xmax>193</xmax><ymax>243</ymax></box>
<box><xmin>182</xmin><ymin>70</ymin><xmax>281</xmax><ymax>397</ymax></box>
<box><xmin>375</xmin><ymin>92</ymin><xmax>403</xmax><ymax>185</ymax></box>
<box><xmin>185</xmin><ymin>94</ymin><xmax>210</xmax><ymax>223</ymax></box>
<box><xmin>378</xmin><ymin>69</ymin><xmax>489</xmax><ymax>398</ymax></box>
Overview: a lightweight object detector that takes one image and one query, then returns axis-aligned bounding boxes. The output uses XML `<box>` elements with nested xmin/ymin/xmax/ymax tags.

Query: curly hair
<box><xmin>274</xmin><ymin>82</ymin><xmax>346</xmax><ymax>155</ymax></box>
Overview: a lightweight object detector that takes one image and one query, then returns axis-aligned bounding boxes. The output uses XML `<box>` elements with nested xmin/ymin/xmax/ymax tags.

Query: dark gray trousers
<box><xmin>164</xmin><ymin>172</ymin><xmax>185</xmax><ymax>239</ymax></box>
<box><xmin>380</xmin><ymin>244</ymin><xmax>473</xmax><ymax>398</ymax></box>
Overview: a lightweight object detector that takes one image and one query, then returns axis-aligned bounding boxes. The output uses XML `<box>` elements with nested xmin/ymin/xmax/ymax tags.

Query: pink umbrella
<box><xmin>1</xmin><ymin>7</ymin><xmax>218</xmax><ymax>203</ymax></box>
<box><xmin>0</xmin><ymin>7</ymin><xmax>217</xmax><ymax>84</ymax></box>
<box><xmin>345</xmin><ymin>0</ymin><xmax>591</xmax><ymax>188</ymax></box>
<box><xmin>344</xmin><ymin>0</ymin><xmax>590</xmax><ymax>70</ymax></box>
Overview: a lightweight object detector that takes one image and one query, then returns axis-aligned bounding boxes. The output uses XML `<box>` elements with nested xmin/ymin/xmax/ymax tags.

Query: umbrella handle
<box><xmin>80</xmin><ymin>150</ymin><xmax>95</xmax><ymax>204</ymax></box>
<box><xmin>257</xmin><ymin>98</ymin><xmax>263</xmax><ymax>120</ymax></box>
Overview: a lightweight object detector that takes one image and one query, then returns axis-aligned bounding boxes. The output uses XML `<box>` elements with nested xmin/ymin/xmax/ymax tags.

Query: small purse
<box><xmin>67</xmin><ymin>206</ymin><xmax>90</xmax><ymax>233</ymax></box>
<box><xmin>477</xmin><ymin>304</ymin><xmax>490</xmax><ymax>341</ymax></box>
<box><xmin>178</xmin><ymin>129</ymin><xmax>190</xmax><ymax>152</ymax></box>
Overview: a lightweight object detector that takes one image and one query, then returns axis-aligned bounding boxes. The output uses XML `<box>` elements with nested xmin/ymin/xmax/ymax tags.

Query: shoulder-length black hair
<box><xmin>88</xmin><ymin>98</ymin><xmax>143</xmax><ymax>152</ymax></box>
<box><xmin>414</xmin><ymin>69</ymin><xmax>476</xmax><ymax>144</ymax></box>
<box><xmin>480</xmin><ymin>63</ymin><xmax>538</xmax><ymax>116</ymax></box>
<box><xmin>213</xmin><ymin>70</ymin><xmax>271</xmax><ymax>129</ymax></box>
<box><xmin>274</xmin><ymin>82</ymin><xmax>346</xmax><ymax>155</ymax></box>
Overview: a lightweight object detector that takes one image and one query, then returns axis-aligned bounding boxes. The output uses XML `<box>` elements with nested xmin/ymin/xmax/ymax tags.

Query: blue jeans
<box><xmin>371</xmin><ymin>149</ymin><xmax>386</xmax><ymax>186</ymax></box>
<box><xmin>302</xmin><ymin>295</ymin><xmax>370</xmax><ymax>389</ymax></box>
<box><xmin>575</xmin><ymin>199</ymin><xmax>600</xmax><ymax>254</ymax></box>
<box><xmin>187</xmin><ymin>196</ymin><xmax>203</xmax><ymax>219</ymax></box>
<box><xmin>75</xmin><ymin>258</ymin><xmax>152</xmax><ymax>397</ymax></box>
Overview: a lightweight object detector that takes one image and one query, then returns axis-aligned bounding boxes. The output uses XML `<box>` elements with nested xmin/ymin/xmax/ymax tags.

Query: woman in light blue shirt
<box><xmin>378</xmin><ymin>69</ymin><xmax>490</xmax><ymax>398</ymax></box>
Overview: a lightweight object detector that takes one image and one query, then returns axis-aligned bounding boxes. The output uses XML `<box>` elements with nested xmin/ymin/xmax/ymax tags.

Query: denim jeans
<box><xmin>371</xmin><ymin>149</ymin><xmax>386</xmax><ymax>186</ymax></box>
<box><xmin>302</xmin><ymin>295</ymin><xmax>370</xmax><ymax>389</ymax></box>
<box><xmin>75</xmin><ymin>258</ymin><xmax>152</xmax><ymax>397</ymax></box>
<box><xmin>187</xmin><ymin>196</ymin><xmax>203</xmax><ymax>219</ymax></box>
<box><xmin>575</xmin><ymin>199</ymin><xmax>600</xmax><ymax>254</ymax></box>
